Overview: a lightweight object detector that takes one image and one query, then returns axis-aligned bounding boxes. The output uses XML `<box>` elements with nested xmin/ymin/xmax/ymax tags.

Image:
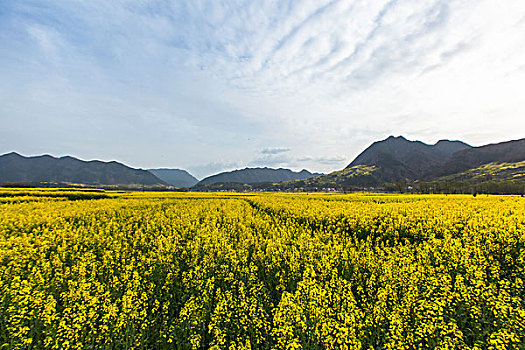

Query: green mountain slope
<box><xmin>435</xmin><ymin>161</ymin><xmax>525</xmax><ymax>183</ymax></box>
<box><xmin>280</xmin><ymin>165</ymin><xmax>380</xmax><ymax>189</ymax></box>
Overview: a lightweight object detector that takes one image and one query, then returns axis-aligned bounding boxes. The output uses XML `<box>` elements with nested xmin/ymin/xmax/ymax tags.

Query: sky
<box><xmin>1</xmin><ymin>1</ymin><xmax>525</xmax><ymax>179</ymax></box>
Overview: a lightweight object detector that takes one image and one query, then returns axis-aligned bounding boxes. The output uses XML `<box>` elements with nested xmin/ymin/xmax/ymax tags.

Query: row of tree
<box><xmin>385</xmin><ymin>180</ymin><xmax>525</xmax><ymax>195</ymax></box>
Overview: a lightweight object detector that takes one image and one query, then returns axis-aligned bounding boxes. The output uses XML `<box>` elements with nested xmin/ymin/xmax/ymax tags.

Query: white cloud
<box><xmin>1</xmin><ymin>0</ymin><xmax>525</xmax><ymax>177</ymax></box>
<box><xmin>261</xmin><ymin>147</ymin><xmax>290</xmax><ymax>155</ymax></box>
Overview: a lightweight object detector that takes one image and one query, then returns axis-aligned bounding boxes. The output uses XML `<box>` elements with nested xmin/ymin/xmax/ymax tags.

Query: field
<box><xmin>0</xmin><ymin>189</ymin><xmax>524</xmax><ymax>349</ymax></box>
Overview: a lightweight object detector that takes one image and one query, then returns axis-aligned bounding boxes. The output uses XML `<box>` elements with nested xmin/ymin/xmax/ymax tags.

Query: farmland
<box><xmin>0</xmin><ymin>189</ymin><xmax>524</xmax><ymax>349</ymax></box>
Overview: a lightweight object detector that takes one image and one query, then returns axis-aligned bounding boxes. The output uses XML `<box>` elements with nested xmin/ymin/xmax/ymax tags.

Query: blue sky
<box><xmin>1</xmin><ymin>1</ymin><xmax>525</xmax><ymax>179</ymax></box>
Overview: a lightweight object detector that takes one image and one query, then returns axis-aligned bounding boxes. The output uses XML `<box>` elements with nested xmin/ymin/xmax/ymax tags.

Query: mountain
<box><xmin>346</xmin><ymin>136</ymin><xmax>471</xmax><ymax>183</ymax></box>
<box><xmin>281</xmin><ymin>136</ymin><xmax>525</xmax><ymax>191</ymax></box>
<box><xmin>196</xmin><ymin>167</ymin><xmax>323</xmax><ymax>186</ymax></box>
<box><xmin>148</xmin><ymin>168</ymin><xmax>198</xmax><ymax>188</ymax></box>
<box><xmin>431</xmin><ymin>138</ymin><xmax>525</xmax><ymax>178</ymax></box>
<box><xmin>0</xmin><ymin>152</ymin><xmax>167</xmax><ymax>186</ymax></box>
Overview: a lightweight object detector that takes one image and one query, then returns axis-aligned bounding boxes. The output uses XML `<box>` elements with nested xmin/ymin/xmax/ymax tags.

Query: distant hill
<box><xmin>347</xmin><ymin>136</ymin><xmax>471</xmax><ymax>182</ymax></box>
<box><xmin>430</xmin><ymin>138</ymin><xmax>525</xmax><ymax>178</ymax></box>
<box><xmin>196</xmin><ymin>167</ymin><xmax>323</xmax><ymax>186</ymax></box>
<box><xmin>149</xmin><ymin>168</ymin><xmax>198</xmax><ymax>188</ymax></box>
<box><xmin>0</xmin><ymin>152</ymin><xmax>166</xmax><ymax>186</ymax></box>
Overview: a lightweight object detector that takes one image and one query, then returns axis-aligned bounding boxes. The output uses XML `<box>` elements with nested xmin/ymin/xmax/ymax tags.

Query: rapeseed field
<box><xmin>0</xmin><ymin>189</ymin><xmax>523</xmax><ymax>349</ymax></box>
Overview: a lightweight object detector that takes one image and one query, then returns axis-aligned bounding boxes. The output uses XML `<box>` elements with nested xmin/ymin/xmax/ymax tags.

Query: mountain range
<box><xmin>0</xmin><ymin>152</ymin><xmax>165</xmax><ymax>186</ymax></box>
<box><xmin>1</xmin><ymin>135</ymin><xmax>524</xmax><ymax>191</ymax></box>
<box><xmin>286</xmin><ymin>136</ymin><xmax>525</xmax><ymax>191</ymax></box>
<box><xmin>0</xmin><ymin>153</ymin><xmax>320</xmax><ymax>188</ymax></box>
